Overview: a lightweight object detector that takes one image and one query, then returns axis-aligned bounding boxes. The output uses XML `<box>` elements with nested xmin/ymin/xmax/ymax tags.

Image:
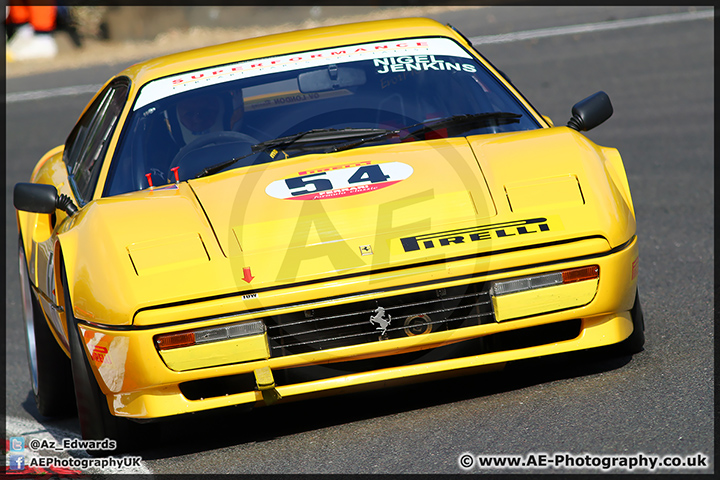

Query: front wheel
<box><xmin>18</xmin><ymin>238</ymin><xmax>75</xmax><ymax>417</ymax></box>
<box><xmin>62</xmin><ymin>263</ymin><xmax>141</xmax><ymax>455</ymax></box>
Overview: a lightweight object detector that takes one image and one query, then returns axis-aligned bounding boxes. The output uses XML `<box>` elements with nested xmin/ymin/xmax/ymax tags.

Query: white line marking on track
<box><xmin>469</xmin><ymin>9</ymin><xmax>714</xmax><ymax>45</ymax></box>
<box><xmin>5</xmin><ymin>415</ymin><xmax>153</xmax><ymax>475</ymax></box>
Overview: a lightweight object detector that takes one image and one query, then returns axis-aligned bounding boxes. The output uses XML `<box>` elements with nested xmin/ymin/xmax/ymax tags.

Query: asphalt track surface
<box><xmin>4</xmin><ymin>6</ymin><xmax>714</xmax><ymax>475</ymax></box>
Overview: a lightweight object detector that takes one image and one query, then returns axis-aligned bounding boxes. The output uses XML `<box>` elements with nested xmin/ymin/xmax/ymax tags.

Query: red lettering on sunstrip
<box><xmin>162</xmin><ymin>39</ymin><xmax>435</xmax><ymax>92</ymax></box>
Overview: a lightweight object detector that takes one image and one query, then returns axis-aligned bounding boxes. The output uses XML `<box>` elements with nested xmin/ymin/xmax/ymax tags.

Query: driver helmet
<box><xmin>176</xmin><ymin>93</ymin><xmax>225</xmax><ymax>144</ymax></box>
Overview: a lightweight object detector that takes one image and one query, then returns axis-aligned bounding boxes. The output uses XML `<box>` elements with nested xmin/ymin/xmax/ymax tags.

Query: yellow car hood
<box><xmin>188</xmin><ymin>137</ymin><xmax>497</xmax><ymax>283</ymax></box>
<box><xmin>188</xmin><ymin>128</ymin><xmax>633</xmax><ymax>280</ymax></box>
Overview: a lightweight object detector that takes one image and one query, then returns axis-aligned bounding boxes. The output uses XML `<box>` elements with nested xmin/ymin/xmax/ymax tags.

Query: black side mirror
<box><xmin>567</xmin><ymin>91</ymin><xmax>613</xmax><ymax>131</ymax></box>
<box><xmin>14</xmin><ymin>183</ymin><xmax>78</xmax><ymax>216</ymax></box>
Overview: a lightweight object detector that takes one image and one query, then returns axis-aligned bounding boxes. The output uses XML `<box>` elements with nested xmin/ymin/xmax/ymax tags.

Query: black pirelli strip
<box><xmin>76</xmin><ymin>235</ymin><xmax>636</xmax><ymax>332</ymax></box>
<box><xmin>400</xmin><ymin>217</ymin><xmax>549</xmax><ymax>252</ymax></box>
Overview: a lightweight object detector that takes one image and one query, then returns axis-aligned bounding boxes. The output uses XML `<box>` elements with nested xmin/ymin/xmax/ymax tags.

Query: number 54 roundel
<box><xmin>265</xmin><ymin>162</ymin><xmax>414</xmax><ymax>200</ymax></box>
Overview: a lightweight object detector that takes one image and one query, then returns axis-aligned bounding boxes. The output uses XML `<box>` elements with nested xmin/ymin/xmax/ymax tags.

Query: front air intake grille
<box><xmin>265</xmin><ymin>282</ymin><xmax>494</xmax><ymax>356</ymax></box>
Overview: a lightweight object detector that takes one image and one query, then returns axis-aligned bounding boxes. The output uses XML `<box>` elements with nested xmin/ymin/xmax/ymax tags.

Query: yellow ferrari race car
<box><xmin>14</xmin><ymin>17</ymin><xmax>643</xmax><ymax>451</ymax></box>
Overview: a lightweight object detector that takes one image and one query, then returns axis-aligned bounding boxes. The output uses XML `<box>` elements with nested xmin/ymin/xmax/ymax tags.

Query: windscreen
<box><xmin>105</xmin><ymin>37</ymin><xmax>541</xmax><ymax>196</ymax></box>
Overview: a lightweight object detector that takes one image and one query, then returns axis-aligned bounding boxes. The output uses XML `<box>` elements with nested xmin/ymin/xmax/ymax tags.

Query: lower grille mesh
<box><xmin>265</xmin><ymin>282</ymin><xmax>494</xmax><ymax>356</ymax></box>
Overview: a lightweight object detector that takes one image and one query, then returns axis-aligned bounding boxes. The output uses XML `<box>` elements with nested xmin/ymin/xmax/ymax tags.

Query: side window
<box><xmin>63</xmin><ymin>79</ymin><xmax>129</xmax><ymax>204</ymax></box>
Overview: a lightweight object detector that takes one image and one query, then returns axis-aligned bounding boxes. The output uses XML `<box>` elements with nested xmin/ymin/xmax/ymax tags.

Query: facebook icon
<box><xmin>9</xmin><ymin>455</ymin><xmax>25</xmax><ymax>471</ymax></box>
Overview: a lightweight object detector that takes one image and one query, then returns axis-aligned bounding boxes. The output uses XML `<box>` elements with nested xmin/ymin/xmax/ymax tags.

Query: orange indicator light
<box><xmin>156</xmin><ymin>331</ymin><xmax>195</xmax><ymax>350</ymax></box>
<box><xmin>562</xmin><ymin>265</ymin><xmax>599</xmax><ymax>284</ymax></box>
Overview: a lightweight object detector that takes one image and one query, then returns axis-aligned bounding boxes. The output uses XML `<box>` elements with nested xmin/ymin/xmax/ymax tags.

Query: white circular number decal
<box><xmin>265</xmin><ymin>162</ymin><xmax>413</xmax><ymax>200</ymax></box>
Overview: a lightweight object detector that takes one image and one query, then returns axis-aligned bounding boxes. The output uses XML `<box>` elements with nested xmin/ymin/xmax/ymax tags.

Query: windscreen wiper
<box><xmin>195</xmin><ymin>128</ymin><xmax>391</xmax><ymax>179</ymax></box>
<box><xmin>401</xmin><ymin>112</ymin><xmax>522</xmax><ymax>139</ymax></box>
<box><xmin>195</xmin><ymin>113</ymin><xmax>522</xmax><ymax>178</ymax></box>
<box><xmin>330</xmin><ymin>112</ymin><xmax>523</xmax><ymax>153</ymax></box>
<box><xmin>254</xmin><ymin>127</ymin><xmax>394</xmax><ymax>151</ymax></box>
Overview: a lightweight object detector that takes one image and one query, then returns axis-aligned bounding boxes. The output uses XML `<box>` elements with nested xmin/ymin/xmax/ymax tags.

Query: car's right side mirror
<box><xmin>567</xmin><ymin>91</ymin><xmax>613</xmax><ymax>131</ymax></box>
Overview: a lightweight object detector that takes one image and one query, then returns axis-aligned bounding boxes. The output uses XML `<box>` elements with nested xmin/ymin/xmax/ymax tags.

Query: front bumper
<box><xmin>77</xmin><ymin>236</ymin><xmax>639</xmax><ymax>419</ymax></box>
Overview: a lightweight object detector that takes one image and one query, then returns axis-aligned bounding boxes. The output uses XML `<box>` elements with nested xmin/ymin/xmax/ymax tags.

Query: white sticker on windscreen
<box><xmin>134</xmin><ymin>37</ymin><xmax>472</xmax><ymax>110</ymax></box>
<box><xmin>265</xmin><ymin>161</ymin><xmax>413</xmax><ymax>200</ymax></box>
<box><xmin>374</xmin><ymin>55</ymin><xmax>477</xmax><ymax>74</ymax></box>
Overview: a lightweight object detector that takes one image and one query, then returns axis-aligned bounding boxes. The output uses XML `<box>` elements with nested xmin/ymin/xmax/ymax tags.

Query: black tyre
<box><xmin>617</xmin><ymin>288</ymin><xmax>645</xmax><ymax>355</ymax></box>
<box><xmin>18</xmin><ymin>238</ymin><xmax>76</xmax><ymax>417</ymax></box>
<box><xmin>62</xmin><ymin>263</ymin><xmax>141</xmax><ymax>455</ymax></box>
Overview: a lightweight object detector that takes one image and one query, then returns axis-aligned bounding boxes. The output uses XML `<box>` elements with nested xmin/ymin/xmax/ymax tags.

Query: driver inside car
<box><xmin>162</xmin><ymin>89</ymin><xmax>260</xmax><ymax>182</ymax></box>
<box><xmin>176</xmin><ymin>93</ymin><xmax>226</xmax><ymax>145</ymax></box>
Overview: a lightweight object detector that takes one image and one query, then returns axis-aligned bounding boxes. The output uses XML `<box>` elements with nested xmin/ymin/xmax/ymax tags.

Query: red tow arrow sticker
<box><xmin>242</xmin><ymin>267</ymin><xmax>255</xmax><ymax>283</ymax></box>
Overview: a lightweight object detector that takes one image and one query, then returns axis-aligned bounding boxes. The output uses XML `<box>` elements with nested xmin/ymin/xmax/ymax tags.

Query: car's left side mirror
<box><xmin>14</xmin><ymin>182</ymin><xmax>78</xmax><ymax>216</ymax></box>
<box><xmin>567</xmin><ymin>91</ymin><xmax>613</xmax><ymax>131</ymax></box>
